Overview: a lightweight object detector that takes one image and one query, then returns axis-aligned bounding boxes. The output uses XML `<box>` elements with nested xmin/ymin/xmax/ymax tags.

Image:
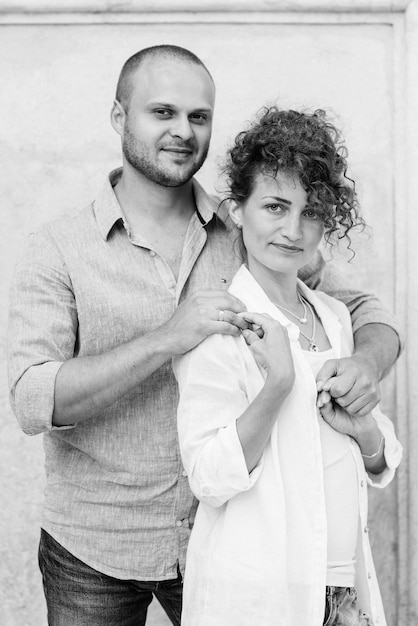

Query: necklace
<box><xmin>298</xmin><ymin>298</ymin><xmax>319</xmax><ymax>352</ymax></box>
<box><xmin>273</xmin><ymin>290</ymin><xmax>308</xmax><ymax>324</ymax></box>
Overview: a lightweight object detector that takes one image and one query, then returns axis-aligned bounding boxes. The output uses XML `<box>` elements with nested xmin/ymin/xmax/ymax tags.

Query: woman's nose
<box><xmin>280</xmin><ymin>215</ymin><xmax>302</xmax><ymax>241</ymax></box>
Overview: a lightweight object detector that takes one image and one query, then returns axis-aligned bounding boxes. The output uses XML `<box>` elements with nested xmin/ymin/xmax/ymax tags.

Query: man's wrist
<box><xmin>353</xmin><ymin>323</ymin><xmax>400</xmax><ymax>381</ymax></box>
<box><xmin>350</xmin><ymin>350</ymin><xmax>379</xmax><ymax>383</ymax></box>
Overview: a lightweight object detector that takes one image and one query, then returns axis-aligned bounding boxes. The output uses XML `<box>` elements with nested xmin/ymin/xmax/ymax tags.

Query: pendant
<box><xmin>309</xmin><ymin>341</ymin><xmax>319</xmax><ymax>352</ymax></box>
<box><xmin>300</xmin><ymin>317</ymin><xmax>307</xmax><ymax>324</ymax></box>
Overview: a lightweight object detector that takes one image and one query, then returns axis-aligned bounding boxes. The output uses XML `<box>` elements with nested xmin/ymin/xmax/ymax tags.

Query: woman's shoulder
<box><xmin>173</xmin><ymin>332</ymin><xmax>250</xmax><ymax>382</ymax></box>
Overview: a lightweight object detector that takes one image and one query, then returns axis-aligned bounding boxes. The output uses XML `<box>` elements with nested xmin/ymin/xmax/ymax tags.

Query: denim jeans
<box><xmin>38</xmin><ymin>529</ymin><xmax>182</xmax><ymax>626</ymax></box>
<box><xmin>324</xmin><ymin>586</ymin><xmax>373</xmax><ymax>626</ymax></box>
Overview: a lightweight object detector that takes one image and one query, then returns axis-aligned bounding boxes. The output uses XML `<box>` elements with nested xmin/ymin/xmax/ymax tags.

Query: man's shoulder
<box><xmin>309</xmin><ymin>288</ymin><xmax>352</xmax><ymax>328</ymax></box>
<box><xmin>34</xmin><ymin>199</ymin><xmax>96</xmax><ymax>241</ymax></box>
<box><xmin>33</xmin><ymin>171</ymin><xmax>119</xmax><ymax>242</ymax></box>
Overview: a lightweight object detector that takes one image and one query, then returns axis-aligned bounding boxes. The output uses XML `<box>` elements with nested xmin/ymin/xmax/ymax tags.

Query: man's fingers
<box><xmin>323</xmin><ymin>375</ymin><xmax>356</xmax><ymax>399</ymax></box>
<box><xmin>335</xmin><ymin>392</ymin><xmax>379</xmax><ymax>417</ymax></box>
<box><xmin>316</xmin><ymin>359</ymin><xmax>339</xmax><ymax>391</ymax></box>
<box><xmin>216</xmin><ymin>310</ymin><xmax>249</xmax><ymax>331</ymax></box>
<box><xmin>199</xmin><ymin>290</ymin><xmax>246</xmax><ymax>313</ymax></box>
<box><xmin>241</xmin><ymin>311</ymin><xmax>275</xmax><ymax>329</ymax></box>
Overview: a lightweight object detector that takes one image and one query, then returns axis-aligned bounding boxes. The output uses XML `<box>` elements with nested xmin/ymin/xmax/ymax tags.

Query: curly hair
<box><xmin>223</xmin><ymin>107</ymin><xmax>365</xmax><ymax>247</ymax></box>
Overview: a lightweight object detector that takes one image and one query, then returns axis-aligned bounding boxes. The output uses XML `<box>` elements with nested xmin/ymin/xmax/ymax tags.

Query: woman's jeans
<box><xmin>38</xmin><ymin>529</ymin><xmax>182</xmax><ymax>626</ymax></box>
<box><xmin>324</xmin><ymin>586</ymin><xmax>373</xmax><ymax>626</ymax></box>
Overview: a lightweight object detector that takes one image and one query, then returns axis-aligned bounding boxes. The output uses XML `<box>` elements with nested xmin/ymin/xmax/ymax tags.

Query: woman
<box><xmin>173</xmin><ymin>107</ymin><xmax>402</xmax><ymax>626</ymax></box>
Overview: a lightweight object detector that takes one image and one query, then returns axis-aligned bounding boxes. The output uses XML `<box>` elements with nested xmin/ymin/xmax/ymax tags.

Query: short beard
<box><xmin>122</xmin><ymin>127</ymin><xmax>208</xmax><ymax>187</ymax></box>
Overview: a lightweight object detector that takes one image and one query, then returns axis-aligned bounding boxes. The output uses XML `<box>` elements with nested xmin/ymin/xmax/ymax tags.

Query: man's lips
<box><xmin>161</xmin><ymin>146</ymin><xmax>193</xmax><ymax>154</ymax></box>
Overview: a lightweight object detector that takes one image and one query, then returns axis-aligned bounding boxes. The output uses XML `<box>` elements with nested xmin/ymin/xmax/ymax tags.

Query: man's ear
<box><xmin>110</xmin><ymin>100</ymin><xmax>126</xmax><ymax>137</ymax></box>
<box><xmin>229</xmin><ymin>200</ymin><xmax>243</xmax><ymax>229</ymax></box>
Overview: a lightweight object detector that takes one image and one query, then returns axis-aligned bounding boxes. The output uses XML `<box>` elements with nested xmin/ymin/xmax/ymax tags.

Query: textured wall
<box><xmin>0</xmin><ymin>4</ymin><xmax>411</xmax><ymax>625</ymax></box>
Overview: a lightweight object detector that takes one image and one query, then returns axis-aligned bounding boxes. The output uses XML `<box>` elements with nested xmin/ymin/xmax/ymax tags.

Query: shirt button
<box><xmin>360</xmin><ymin>480</ymin><xmax>364</xmax><ymax>487</ymax></box>
<box><xmin>368</xmin><ymin>572</ymin><xmax>372</xmax><ymax>579</ymax></box>
<box><xmin>182</xmin><ymin>470</ymin><xmax>187</xmax><ymax>477</ymax></box>
<box><xmin>364</xmin><ymin>526</ymin><xmax>369</xmax><ymax>533</ymax></box>
<box><xmin>176</xmin><ymin>520</ymin><xmax>182</xmax><ymax>527</ymax></box>
<box><xmin>149</xmin><ymin>250</ymin><xmax>156</xmax><ymax>257</ymax></box>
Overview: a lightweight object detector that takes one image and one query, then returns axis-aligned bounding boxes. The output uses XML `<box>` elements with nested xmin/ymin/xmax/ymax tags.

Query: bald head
<box><xmin>115</xmin><ymin>45</ymin><xmax>214</xmax><ymax>112</ymax></box>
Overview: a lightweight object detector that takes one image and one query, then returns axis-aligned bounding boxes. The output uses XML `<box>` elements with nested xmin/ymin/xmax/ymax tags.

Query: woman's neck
<box><xmin>247</xmin><ymin>264</ymin><xmax>300</xmax><ymax>308</ymax></box>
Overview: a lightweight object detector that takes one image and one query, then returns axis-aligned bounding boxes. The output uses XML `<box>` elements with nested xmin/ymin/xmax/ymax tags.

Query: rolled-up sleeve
<box><xmin>173</xmin><ymin>334</ymin><xmax>263</xmax><ymax>508</ymax></box>
<box><xmin>366</xmin><ymin>406</ymin><xmax>403</xmax><ymax>488</ymax></box>
<box><xmin>8</xmin><ymin>230</ymin><xmax>78</xmax><ymax>435</ymax></box>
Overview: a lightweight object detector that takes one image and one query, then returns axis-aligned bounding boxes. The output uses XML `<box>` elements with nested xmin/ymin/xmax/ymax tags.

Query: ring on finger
<box><xmin>218</xmin><ymin>309</ymin><xmax>225</xmax><ymax>322</ymax></box>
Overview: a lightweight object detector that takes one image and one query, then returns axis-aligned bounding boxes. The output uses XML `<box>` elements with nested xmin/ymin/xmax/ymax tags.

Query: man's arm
<box><xmin>52</xmin><ymin>290</ymin><xmax>248</xmax><ymax>426</ymax></box>
<box><xmin>8</xmin><ymin>232</ymin><xmax>247</xmax><ymax>433</ymax></box>
<box><xmin>316</xmin><ymin>324</ymin><xmax>399</xmax><ymax>417</ymax></box>
<box><xmin>300</xmin><ymin>252</ymin><xmax>402</xmax><ymax>416</ymax></box>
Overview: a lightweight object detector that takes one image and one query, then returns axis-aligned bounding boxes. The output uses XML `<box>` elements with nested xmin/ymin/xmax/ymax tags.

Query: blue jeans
<box><xmin>324</xmin><ymin>586</ymin><xmax>373</xmax><ymax>626</ymax></box>
<box><xmin>38</xmin><ymin>529</ymin><xmax>182</xmax><ymax>626</ymax></box>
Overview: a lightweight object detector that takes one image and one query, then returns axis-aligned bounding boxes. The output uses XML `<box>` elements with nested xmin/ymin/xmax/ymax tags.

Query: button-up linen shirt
<box><xmin>8</xmin><ymin>170</ymin><xmax>401</xmax><ymax>581</ymax></box>
<box><xmin>174</xmin><ymin>265</ymin><xmax>403</xmax><ymax>626</ymax></box>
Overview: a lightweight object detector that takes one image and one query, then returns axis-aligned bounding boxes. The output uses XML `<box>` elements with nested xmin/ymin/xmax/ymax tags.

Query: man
<box><xmin>8</xmin><ymin>45</ymin><xmax>400</xmax><ymax>625</ymax></box>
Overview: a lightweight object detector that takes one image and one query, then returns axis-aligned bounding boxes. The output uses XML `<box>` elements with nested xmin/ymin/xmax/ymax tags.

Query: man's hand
<box><xmin>316</xmin><ymin>354</ymin><xmax>380</xmax><ymax>418</ymax></box>
<box><xmin>160</xmin><ymin>289</ymin><xmax>249</xmax><ymax>355</ymax></box>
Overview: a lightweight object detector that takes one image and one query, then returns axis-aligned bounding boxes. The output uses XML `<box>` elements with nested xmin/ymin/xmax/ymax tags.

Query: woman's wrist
<box><xmin>263</xmin><ymin>372</ymin><xmax>294</xmax><ymax>404</ymax></box>
<box><xmin>352</xmin><ymin>416</ymin><xmax>387</xmax><ymax>474</ymax></box>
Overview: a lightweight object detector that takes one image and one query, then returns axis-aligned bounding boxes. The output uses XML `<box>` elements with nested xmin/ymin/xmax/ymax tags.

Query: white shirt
<box><xmin>174</xmin><ymin>265</ymin><xmax>403</xmax><ymax>626</ymax></box>
<box><xmin>304</xmin><ymin>348</ymin><xmax>359</xmax><ymax>587</ymax></box>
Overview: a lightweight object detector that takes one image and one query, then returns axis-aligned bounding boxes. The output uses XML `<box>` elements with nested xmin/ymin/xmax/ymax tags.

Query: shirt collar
<box><xmin>94</xmin><ymin>168</ymin><xmax>124</xmax><ymax>240</ymax></box>
<box><xmin>192</xmin><ymin>179</ymin><xmax>221</xmax><ymax>225</ymax></box>
<box><xmin>94</xmin><ymin>169</ymin><xmax>222</xmax><ymax>241</ymax></box>
<box><xmin>229</xmin><ymin>264</ymin><xmax>342</xmax><ymax>351</ymax></box>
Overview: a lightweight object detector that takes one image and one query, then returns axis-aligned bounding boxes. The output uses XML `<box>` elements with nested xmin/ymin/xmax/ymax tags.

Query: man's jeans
<box><xmin>324</xmin><ymin>586</ymin><xmax>373</xmax><ymax>626</ymax></box>
<box><xmin>38</xmin><ymin>529</ymin><xmax>182</xmax><ymax>626</ymax></box>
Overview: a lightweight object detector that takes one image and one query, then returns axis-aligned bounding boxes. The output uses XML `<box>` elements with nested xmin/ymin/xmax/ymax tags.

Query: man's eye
<box><xmin>189</xmin><ymin>113</ymin><xmax>207</xmax><ymax>123</ymax></box>
<box><xmin>154</xmin><ymin>109</ymin><xmax>172</xmax><ymax>118</ymax></box>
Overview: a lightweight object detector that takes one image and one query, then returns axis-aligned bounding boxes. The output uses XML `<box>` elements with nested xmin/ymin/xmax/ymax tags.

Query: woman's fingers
<box><xmin>242</xmin><ymin>328</ymin><xmax>262</xmax><ymax>346</ymax></box>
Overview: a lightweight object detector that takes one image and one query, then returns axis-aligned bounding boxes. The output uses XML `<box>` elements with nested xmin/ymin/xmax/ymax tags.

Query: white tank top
<box><xmin>303</xmin><ymin>347</ymin><xmax>359</xmax><ymax>587</ymax></box>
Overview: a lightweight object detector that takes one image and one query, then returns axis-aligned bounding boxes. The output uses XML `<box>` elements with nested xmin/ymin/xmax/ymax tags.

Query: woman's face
<box><xmin>230</xmin><ymin>170</ymin><xmax>325</xmax><ymax>282</ymax></box>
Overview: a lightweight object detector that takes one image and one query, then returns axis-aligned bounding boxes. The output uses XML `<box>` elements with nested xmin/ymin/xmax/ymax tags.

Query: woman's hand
<box><xmin>235</xmin><ymin>312</ymin><xmax>295</xmax><ymax>472</ymax></box>
<box><xmin>240</xmin><ymin>312</ymin><xmax>295</xmax><ymax>397</ymax></box>
<box><xmin>317</xmin><ymin>390</ymin><xmax>386</xmax><ymax>474</ymax></box>
<box><xmin>317</xmin><ymin>390</ymin><xmax>364</xmax><ymax>438</ymax></box>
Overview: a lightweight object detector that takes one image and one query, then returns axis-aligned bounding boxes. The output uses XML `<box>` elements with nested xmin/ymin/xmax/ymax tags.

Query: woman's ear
<box><xmin>228</xmin><ymin>200</ymin><xmax>243</xmax><ymax>229</ymax></box>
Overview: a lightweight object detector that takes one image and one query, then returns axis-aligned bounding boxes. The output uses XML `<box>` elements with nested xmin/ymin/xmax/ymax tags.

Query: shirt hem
<box><xmin>41</xmin><ymin>524</ymin><xmax>180</xmax><ymax>582</ymax></box>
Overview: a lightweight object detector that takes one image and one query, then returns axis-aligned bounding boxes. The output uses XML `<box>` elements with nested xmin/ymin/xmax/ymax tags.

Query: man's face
<box><xmin>120</xmin><ymin>58</ymin><xmax>215</xmax><ymax>187</ymax></box>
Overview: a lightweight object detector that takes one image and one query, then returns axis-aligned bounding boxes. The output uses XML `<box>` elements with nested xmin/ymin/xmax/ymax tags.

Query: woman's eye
<box><xmin>266</xmin><ymin>204</ymin><xmax>284</xmax><ymax>213</ymax></box>
<box><xmin>304</xmin><ymin>209</ymin><xmax>320</xmax><ymax>220</ymax></box>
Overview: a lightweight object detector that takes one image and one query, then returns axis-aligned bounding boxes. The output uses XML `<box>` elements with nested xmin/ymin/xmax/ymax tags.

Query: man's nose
<box><xmin>170</xmin><ymin>115</ymin><xmax>193</xmax><ymax>141</ymax></box>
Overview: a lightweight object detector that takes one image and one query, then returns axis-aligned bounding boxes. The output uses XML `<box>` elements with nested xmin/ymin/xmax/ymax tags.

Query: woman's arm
<box><xmin>174</xmin><ymin>313</ymin><xmax>295</xmax><ymax>506</ymax></box>
<box><xmin>234</xmin><ymin>313</ymin><xmax>295</xmax><ymax>472</ymax></box>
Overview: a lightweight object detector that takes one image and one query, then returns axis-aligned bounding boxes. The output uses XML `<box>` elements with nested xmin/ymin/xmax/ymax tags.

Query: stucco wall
<box><xmin>1</xmin><ymin>2</ymin><xmax>417</xmax><ymax>625</ymax></box>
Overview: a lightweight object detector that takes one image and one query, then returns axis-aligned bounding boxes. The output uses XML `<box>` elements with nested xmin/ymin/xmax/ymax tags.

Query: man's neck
<box><xmin>114</xmin><ymin>166</ymin><xmax>196</xmax><ymax>232</ymax></box>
